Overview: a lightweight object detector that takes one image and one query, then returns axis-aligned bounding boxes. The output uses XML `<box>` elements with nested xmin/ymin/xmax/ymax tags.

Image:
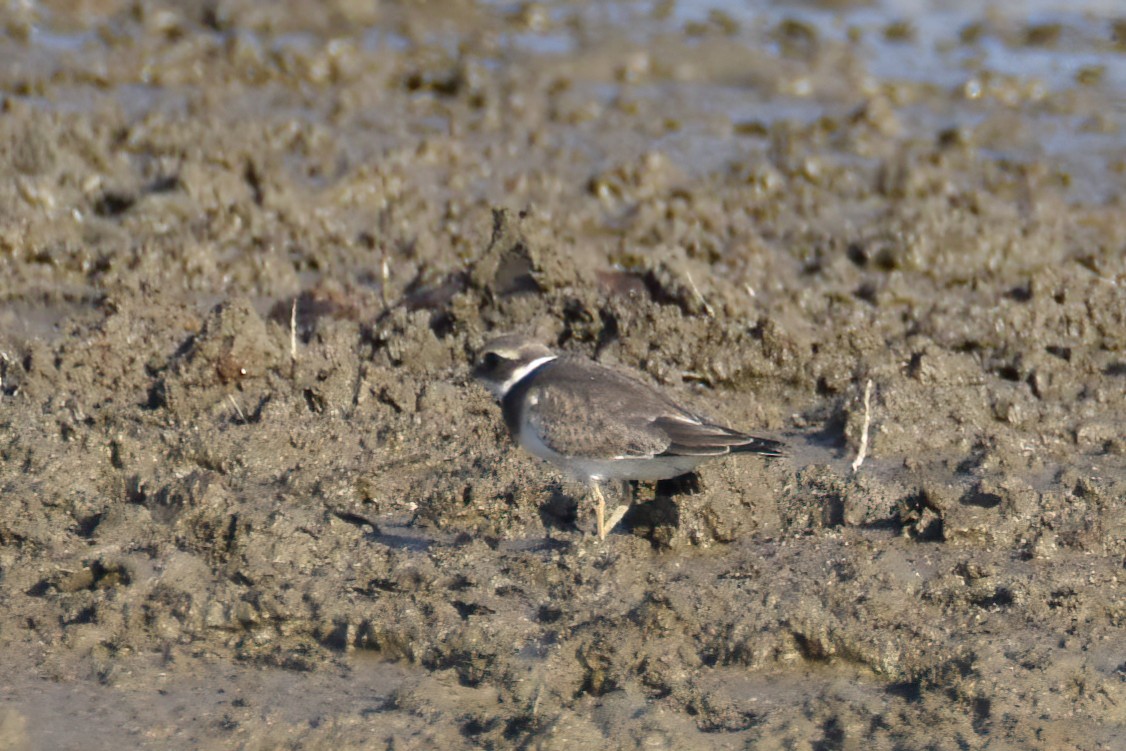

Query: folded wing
<box><xmin>520</xmin><ymin>358</ymin><xmax>784</xmax><ymax>461</ymax></box>
<box><xmin>653</xmin><ymin>415</ymin><xmax>785</xmax><ymax>457</ymax></box>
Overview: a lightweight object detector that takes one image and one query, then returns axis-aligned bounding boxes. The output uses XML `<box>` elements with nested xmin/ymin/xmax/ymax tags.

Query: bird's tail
<box><xmin>731</xmin><ymin>436</ymin><xmax>786</xmax><ymax>457</ymax></box>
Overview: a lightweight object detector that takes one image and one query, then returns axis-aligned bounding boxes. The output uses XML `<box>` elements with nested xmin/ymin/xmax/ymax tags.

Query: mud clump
<box><xmin>154</xmin><ymin>298</ymin><xmax>287</xmax><ymax>419</ymax></box>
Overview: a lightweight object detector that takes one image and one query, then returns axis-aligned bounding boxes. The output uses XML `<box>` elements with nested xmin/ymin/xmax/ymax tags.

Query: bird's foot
<box><xmin>603</xmin><ymin>503</ymin><xmax>630</xmax><ymax>538</ymax></box>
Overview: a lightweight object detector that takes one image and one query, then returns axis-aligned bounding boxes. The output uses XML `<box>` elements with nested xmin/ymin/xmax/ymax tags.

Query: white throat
<box><xmin>495</xmin><ymin>355</ymin><xmax>556</xmax><ymax>399</ymax></box>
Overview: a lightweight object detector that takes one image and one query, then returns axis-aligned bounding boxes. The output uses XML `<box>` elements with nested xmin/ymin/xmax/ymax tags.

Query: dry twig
<box><xmin>289</xmin><ymin>297</ymin><xmax>298</xmax><ymax>363</ymax></box>
<box><xmin>685</xmin><ymin>271</ymin><xmax>715</xmax><ymax>317</ymax></box>
<box><xmin>227</xmin><ymin>393</ymin><xmax>247</xmax><ymax>424</ymax></box>
<box><xmin>851</xmin><ymin>379</ymin><xmax>873</xmax><ymax>473</ymax></box>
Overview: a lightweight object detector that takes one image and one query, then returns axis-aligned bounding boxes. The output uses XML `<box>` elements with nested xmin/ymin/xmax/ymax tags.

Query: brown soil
<box><xmin>0</xmin><ymin>2</ymin><xmax>1123</xmax><ymax>749</ymax></box>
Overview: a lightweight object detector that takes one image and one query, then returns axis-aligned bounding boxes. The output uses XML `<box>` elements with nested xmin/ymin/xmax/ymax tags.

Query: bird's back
<box><xmin>503</xmin><ymin>356</ymin><xmax>783</xmax><ymax>462</ymax></box>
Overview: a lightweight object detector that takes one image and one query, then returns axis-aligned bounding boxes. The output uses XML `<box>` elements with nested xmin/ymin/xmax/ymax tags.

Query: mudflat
<box><xmin>0</xmin><ymin>2</ymin><xmax>1122</xmax><ymax>749</ymax></box>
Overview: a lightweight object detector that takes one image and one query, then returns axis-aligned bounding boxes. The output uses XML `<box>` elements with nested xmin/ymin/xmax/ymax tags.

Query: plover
<box><xmin>473</xmin><ymin>334</ymin><xmax>785</xmax><ymax>539</ymax></box>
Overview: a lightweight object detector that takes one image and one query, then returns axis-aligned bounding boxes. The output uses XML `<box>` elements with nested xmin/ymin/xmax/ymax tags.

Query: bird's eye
<box><xmin>482</xmin><ymin>352</ymin><xmax>501</xmax><ymax>369</ymax></box>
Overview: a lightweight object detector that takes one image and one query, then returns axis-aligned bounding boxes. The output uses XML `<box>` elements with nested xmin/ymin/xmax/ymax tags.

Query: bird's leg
<box><xmin>603</xmin><ymin>503</ymin><xmax>629</xmax><ymax>538</ymax></box>
<box><xmin>591</xmin><ymin>481</ymin><xmax>606</xmax><ymax>540</ymax></box>
<box><xmin>599</xmin><ymin>479</ymin><xmax>631</xmax><ymax>538</ymax></box>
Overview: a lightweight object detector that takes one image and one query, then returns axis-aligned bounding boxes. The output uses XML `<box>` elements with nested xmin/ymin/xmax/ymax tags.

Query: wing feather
<box><xmin>514</xmin><ymin>357</ymin><xmax>785</xmax><ymax>461</ymax></box>
<box><xmin>524</xmin><ymin>382</ymin><xmax>670</xmax><ymax>459</ymax></box>
<box><xmin>654</xmin><ymin>417</ymin><xmax>751</xmax><ymax>456</ymax></box>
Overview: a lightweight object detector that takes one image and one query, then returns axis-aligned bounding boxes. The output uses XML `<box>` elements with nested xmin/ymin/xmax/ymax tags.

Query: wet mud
<box><xmin>0</xmin><ymin>1</ymin><xmax>1123</xmax><ymax>749</ymax></box>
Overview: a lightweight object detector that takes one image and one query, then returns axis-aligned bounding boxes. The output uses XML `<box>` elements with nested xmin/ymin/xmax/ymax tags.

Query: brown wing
<box><xmin>516</xmin><ymin>357</ymin><xmax>785</xmax><ymax>460</ymax></box>
<box><xmin>515</xmin><ymin>357</ymin><xmax>786</xmax><ymax>461</ymax></box>
<box><xmin>653</xmin><ymin>416</ymin><xmax>785</xmax><ymax>457</ymax></box>
<box><xmin>518</xmin><ymin>358</ymin><xmax>683</xmax><ymax>460</ymax></box>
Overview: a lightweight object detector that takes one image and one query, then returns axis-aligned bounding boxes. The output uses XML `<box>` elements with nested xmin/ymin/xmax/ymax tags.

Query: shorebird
<box><xmin>473</xmin><ymin>334</ymin><xmax>785</xmax><ymax>539</ymax></box>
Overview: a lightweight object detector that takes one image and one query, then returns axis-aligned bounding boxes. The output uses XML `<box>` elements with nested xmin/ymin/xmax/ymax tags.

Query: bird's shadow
<box><xmin>539</xmin><ymin>486</ymin><xmax>579</xmax><ymax>531</ymax></box>
<box><xmin>621</xmin><ymin>476</ymin><xmax>693</xmax><ymax>540</ymax></box>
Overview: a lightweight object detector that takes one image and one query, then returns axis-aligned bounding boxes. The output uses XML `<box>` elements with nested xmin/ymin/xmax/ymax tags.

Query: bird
<box><xmin>472</xmin><ymin>333</ymin><xmax>785</xmax><ymax>540</ymax></box>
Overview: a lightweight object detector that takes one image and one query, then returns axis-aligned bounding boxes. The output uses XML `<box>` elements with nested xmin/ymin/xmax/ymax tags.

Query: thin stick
<box><xmin>378</xmin><ymin>208</ymin><xmax>391</xmax><ymax>311</ymax></box>
<box><xmin>227</xmin><ymin>393</ymin><xmax>247</xmax><ymax>424</ymax></box>
<box><xmin>380</xmin><ymin>249</ymin><xmax>390</xmax><ymax>311</ymax></box>
<box><xmin>592</xmin><ymin>483</ymin><xmax>606</xmax><ymax>540</ymax></box>
<box><xmin>685</xmin><ymin>271</ymin><xmax>715</xmax><ymax>317</ymax></box>
<box><xmin>851</xmin><ymin>379</ymin><xmax>873</xmax><ymax>473</ymax></box>
<box><xmin>603</xmin><ymin>503</ymin><xmax>630</xmax><ymax>538</ymax></box>
<box><xmin>289</xmin><ymin>297</ymin><xmax>298</xmax><ymax>363</ymax></box>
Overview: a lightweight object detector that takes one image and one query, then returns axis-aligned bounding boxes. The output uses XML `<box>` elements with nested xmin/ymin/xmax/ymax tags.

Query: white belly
<box><xmin>518</xmin><ymin>427</ymin><xmax>706</xmax><ymax>482</ymax></box>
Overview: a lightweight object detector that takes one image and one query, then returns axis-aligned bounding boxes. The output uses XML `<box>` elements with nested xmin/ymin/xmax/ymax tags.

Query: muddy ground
<box><xmin>0</xmin><ymin>1</ymin><xmax>1123</xmax><ymax>749</ymax></box>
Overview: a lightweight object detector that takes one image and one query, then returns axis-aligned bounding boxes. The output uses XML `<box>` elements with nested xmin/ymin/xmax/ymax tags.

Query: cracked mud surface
<box><xmin>0</xmin><ymin>2</ymin><xmax>1123</xmax><ymax>749</ymax></box>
